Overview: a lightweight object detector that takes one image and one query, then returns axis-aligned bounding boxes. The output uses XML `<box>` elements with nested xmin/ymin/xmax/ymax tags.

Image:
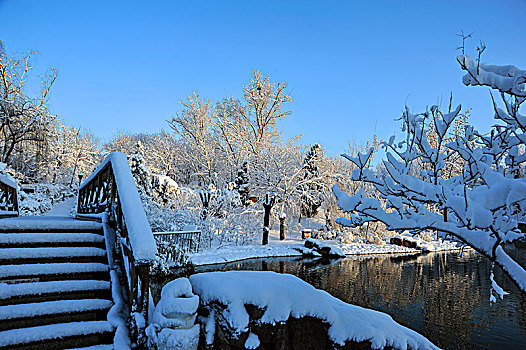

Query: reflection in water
<box><xmin>187</xmin><ymin>251</ymin><xmax>526</xmax><ymax>350</ymax></box>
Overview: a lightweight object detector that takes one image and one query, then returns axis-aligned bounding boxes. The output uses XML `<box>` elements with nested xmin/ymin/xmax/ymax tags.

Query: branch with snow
<box><xmin>334</xmin><ymin>53</ymin><xmax>526</xmax><ymax>293</ymax></box>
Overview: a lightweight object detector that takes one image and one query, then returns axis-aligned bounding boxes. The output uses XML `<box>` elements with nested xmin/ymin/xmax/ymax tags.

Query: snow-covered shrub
<box><xmin>130</xmin><ymin>141</ymin><xmax>153</xmax><ymax>195</ymax></box>
<box><xmin>235</xmin><ymin>161</ymin><xmax>250</xmax><ymax>206</ymax></box>
<box><xmin>142</xmin><ymin>195</ymin><xmax>195</xmax><ymax>233</ymax></box>
<box><xmin>19</xmin><ymin>183</ymin><xmax>75</xmax><ymax>216</ymax></box>
<box><xmin>151</xmin><ymin>174</ymin><xmax>179</xmax><ymax>203</ymax></box>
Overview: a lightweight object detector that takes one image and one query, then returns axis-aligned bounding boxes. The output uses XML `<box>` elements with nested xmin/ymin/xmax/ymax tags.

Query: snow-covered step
<box><xmin>0</xmin><ymin>299</ymin><xmax>113</xmax><ymax>332</ymax></box>
<box><xmin>0</xmin><ymin>232</ymin><xmax>105</xmax><ymax>248</ymax></box>
<box><xmin>67</xmin><ymin>345</ymin><xmax>113</xmax><ymax>350</ymax></box>
<box><xmin>0</xmin><ymin>247</ymin><xmax>107</xmax><ymax>264</ymax></box>
<box><xmin>0</xmin><ymin>262</ymin><xmax>109</xmax><ymax>281</ymax></box>
<box><xmin>0</xmin><ymin>321</ymin><xmax>114</xmax><ymax>349</ymax></box>
<box><xmin>0</xmin><ymin>216</ymin><xmax>103</xmax><ymax>233</ymax></box>
<box><xmin>0</xmin><ymin>299</ymin><xmax>113</xmax><ymax>321</ymax></box>
<box><xmin>0</xmin><ymin>280</ymin><xmax>111</xmax><ymax>306</ymax></box>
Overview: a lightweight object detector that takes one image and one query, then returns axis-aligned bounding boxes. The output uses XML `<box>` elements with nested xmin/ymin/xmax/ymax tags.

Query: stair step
<box><xmin>0</xmin><ymin>217</ymin><xmax>103</xmax><ymax>233</ymax></box>
<box><xmin>0</xmin><ymin>321</ymin><xmax>114</xmax><ymax>349</ymax></box>
<box><xmin>0</xmin><ymin>299</ymin><xmax>113</xmax><ymax>331</ymax></box>
<box><xmin>0</xmin><ymin>298</ymin><xmax>113</xmax><ymax>320</ymax></box>
<box><xmin>0</xmin><ymin>280</ymin><xmax>111</xmax><ymax>306</ymax></box>
<box><xmin>0</xmin><ymin>247</ymin><xmax>107</xmax><ymax>264</ymax></box>
<box><xmin>0</xmin><ymin>232</ymin><xmax>105</xmax><ymax>248</ymax></box>
<box><xmin>0</xmin><ymin>263</ymin><xmax>109</xmax><ymax>281</ymax></box>
<box><xmin>67</xmin><ymin>345</ymin><xmax>113</xmax><ymax>350</ymax></box>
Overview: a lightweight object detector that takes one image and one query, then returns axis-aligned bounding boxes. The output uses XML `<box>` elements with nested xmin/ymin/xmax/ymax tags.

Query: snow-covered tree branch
<box><xmin>333</xmin><ymin>53</ymin><xmax>526</xmax><ymax>293</ymax></box>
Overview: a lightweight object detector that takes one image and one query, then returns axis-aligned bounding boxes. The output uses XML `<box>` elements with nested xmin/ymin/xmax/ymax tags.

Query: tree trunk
<box><xmin>279</xmin><ymin>216</ymin><xmax>286</xmax><ymax>240</ymax></box>
<box><xmin>263</xmin><ymin>203</ymin><xmax>272</xmax><ymax>245</ymax></box>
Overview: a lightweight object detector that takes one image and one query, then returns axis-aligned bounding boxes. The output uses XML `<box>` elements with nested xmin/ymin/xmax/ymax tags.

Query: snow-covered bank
<box><xmin>188</xmin><ymin>236</ymin><xmax>464</xmax><ymax>266</ymax></box>
<box><xmin>188</xmin><ymin>242</ymin><xmax>303</xmax><ymax>266</ymax></box>
<box><xmin>190</xmin><ymin>271</ymin><xmax>439</xmax><ymax>349</ymax></box>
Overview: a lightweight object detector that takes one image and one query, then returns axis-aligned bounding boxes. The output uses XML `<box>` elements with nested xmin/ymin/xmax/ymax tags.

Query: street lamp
<box><xmin>78</xmin><ymin>173</ymin><xmax>84</xmax><ymax>188</ymax></box>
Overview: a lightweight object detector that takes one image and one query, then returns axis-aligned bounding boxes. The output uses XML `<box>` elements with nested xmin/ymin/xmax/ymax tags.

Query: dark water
<box><xmin>153</xmin><ymin>251</ymin><xmax>526</xmax><ymax>350</ymax></box>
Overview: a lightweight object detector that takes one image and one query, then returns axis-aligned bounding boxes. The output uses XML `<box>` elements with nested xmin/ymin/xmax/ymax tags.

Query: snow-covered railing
<box><xmin>0</xmin><ymin>174</ymin><xmax>18</xmax><ymax>218</ymax></box>
<box><xmin>77</xmin><ymin>152</ymin><xmax>157</xmax><ymax>327</ymax></box>
<box><xmin>153</xmin><ymin>229</ymin><xmax>201</xmax><ymax>264</ymax></box>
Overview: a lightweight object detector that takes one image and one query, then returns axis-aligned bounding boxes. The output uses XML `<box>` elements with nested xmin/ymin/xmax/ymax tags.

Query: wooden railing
<box><xmin>77</xmin><ymin>152</ymin><xmax>157</xmax><ymax>333</ymax></box>
<box><xmin>0</xmin><ymin>174</ymin><xmax>18</xmax><ymax>218</ymax></box>
<box><xmin>154</xmin><ymin>229</ymin><xmax>201</xmax><ymax>264</ymax></box>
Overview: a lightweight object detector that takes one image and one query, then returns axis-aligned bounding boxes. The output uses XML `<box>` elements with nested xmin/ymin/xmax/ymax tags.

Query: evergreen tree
<box><xmin>300</xmin><ymin>143</ymin><xmax>323</xmax><ymax>217</ymax></box>
<box><xmin>235</xmin><ymin>161</ymin><xmax>250</xmax><ymax>206</ymax></box>
<box><xmin>130</xmin><ymin>141</ymin><xmax>152</xmax><ymax>195</ymax></box>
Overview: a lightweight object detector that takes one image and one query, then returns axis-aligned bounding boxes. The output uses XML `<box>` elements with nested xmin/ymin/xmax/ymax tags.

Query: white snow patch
<box><xmin>0</xmin><ymin>299</ymin><xmax>112</xmax><ymax>320</ymax></box>
<box><xmin>0</xmin><ymin>280</ymin><xmax>110</xmax><ymax>299</ymax></box>
<box><xmin>0</xmin><ymin>321</ymin><xmax>113</xmax><ymax>347</ymax></box>
<box><xmin>156</xmin><ymin>325</ymin><xmax>200</xmax><ymax>350</ymax></box>
<box><xmin>0</xmin><ymin>232</ymin><xmax>104</xmax><ymax>244</ymax></box>
<box><xmin>0</xmin><ymin>247</ymin><xmax>106</xmax><ymax>259</ymax></box>
<box><xmin>244</xmin><ymin>332</ymin><xmax>260</xmax><ymax>349</ymax></box>
<box><xmin>0</xmin><ymin>262</ymin><xmax>108</xmax><ymax>278</ymax></box>
<box><xmin>189</xmin><ymin>243</ymin><xmax>303</xmax><ymax>266</ymax></box>
<box><xmin>0</xmin><ymin>216</ymin><xmax>102</xmax><ymax>231</ymax></box>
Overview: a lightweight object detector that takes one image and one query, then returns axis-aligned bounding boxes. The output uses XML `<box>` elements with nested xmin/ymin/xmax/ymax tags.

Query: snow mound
<box><xmin>190</xmin><ymin>271</ymin><xmax>438</xmax><ymax>349</ymax></box>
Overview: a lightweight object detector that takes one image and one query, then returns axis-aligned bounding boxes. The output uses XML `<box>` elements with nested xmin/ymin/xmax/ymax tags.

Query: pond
<box><xmin>152</xmin><ymin>250</ymin><xmax>526</xmax><ymax>350</ymax></box>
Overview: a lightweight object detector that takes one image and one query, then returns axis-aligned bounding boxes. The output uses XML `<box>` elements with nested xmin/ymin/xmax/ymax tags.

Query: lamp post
<box><xmin>78</xmin><ymin>173</ymin><xmax>84</xmax><ymax>189</ymax></box>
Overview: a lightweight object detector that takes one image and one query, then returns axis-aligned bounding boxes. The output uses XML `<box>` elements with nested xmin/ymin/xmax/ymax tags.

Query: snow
<box><xmin>188</xmin><ymin>235</ymin><xmax>462</xmax><ymax>266</ymax></box>
<box><xmin>389</xmin><ymin>234</ymin><xmax>464</xmax><ymax>253</ymax></box>
<box><xmin>100</xmin><ymin>213</ymin><xmax>131</xmax><ymax>350</ymax></box>
<box><xmin>305</xmin><ymin>238</ymin><xmax>345</xmax><ymax>257</ymax></box>
<box><xmin>0</xmin><ymin>246</ymin><xmax>106</xmax><ymax>259</ymax></box>
<box><xmin>0</xmin><ymin>321</ymin><xmax>113</xmax><ymax>347</ymax></box>
<box><xmin>188</xmin><ymin>242</ymin><xmax>303</xmax><ymax>266</ymax></box>
<box><xmin>0</xmin><ymin>232</ymin><xmax>104</xmax><ymax>244</ymax></box>
<box><xmin>66</xmin><ymin>345</ymin><xmax>113</xmax><ymax>350</ymax></box>
<box><xmin>156</xmin><ymin>325</ymin><xmax>200</xmax><ymax>350</ymax></box>
<box><xmin>245</xmin><ymin>333</ymin><xmax>260</xmax><ymax>349</ymax></box>
<box><xmin>0</xmin><ymin>299</ymin><xmax>112</xmax><ymax>320</ymax></box>
<box><xmin>190</xmin><ymin>271</ymin><xmax>439</xmax><ymax>349</ymax></box>
<box><xmin>0</xmin><ymin>216</ymin><xmax>102</xmax><ymax>230</ymax></box>
<box><xmin>44</xmin><ymin>196</ymin><xmax>77</xmax><ymax>216</ymax></box>
<box><xmin>334</xmin><ymin>242</ymin><xmax>418</xmax><ymax>255</ymax></box>
<box><xmin>80</xmin><ymin>152</ymin><xmax>157</xmax><ymax>263</ymax></box>
<box><xmin>148</xmin><ymin>277</ymin><xmax>200</xmax><ymax>350</ymax></box>
<box><xmin>153</xmin><ymin>278</ymin><xmax>199</xmax><ymax>329</ymax></box>
<box><xmin>0</xmin><ymin>262</ymin><xmax>108</xmax><ymax>278</ymax></box>
<box><xmin>0</xmin><ymin>280</ymin><xmax>110</xmax><ymax>299</ymax></box>
<box><xmin>0</xmin><ymin>173</ymin><xmax>17</xmax><ymax>189</ymax></box>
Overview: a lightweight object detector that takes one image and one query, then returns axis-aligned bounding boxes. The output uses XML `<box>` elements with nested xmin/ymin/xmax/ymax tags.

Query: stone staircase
<box><xmin>0</xmin><ymin>217</ymin><xmax>115</xmax><ymax>349</ymax></box>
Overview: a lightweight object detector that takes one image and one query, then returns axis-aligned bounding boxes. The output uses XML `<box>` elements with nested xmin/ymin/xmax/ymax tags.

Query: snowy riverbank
<box><xmin>189</xmin><ymin>236</ymin><xmax>464</xmax><ymax>266</ymax></box>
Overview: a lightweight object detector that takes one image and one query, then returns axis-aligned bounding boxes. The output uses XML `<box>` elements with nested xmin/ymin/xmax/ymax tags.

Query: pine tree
<box><xmin>235</xmin><ymin>161</ymin><xmax>250</xmax><ymax>206</ymax></box>
<box><xmin>300</xmin><ymin>143</ymin><xmax>323</xmax><ymax>217</ymax></box>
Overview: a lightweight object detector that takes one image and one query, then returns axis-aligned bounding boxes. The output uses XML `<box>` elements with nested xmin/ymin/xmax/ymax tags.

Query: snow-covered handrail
<box><xmin>77</xmin><ymin>152</ymin><xmax>157</xmax><ymax>326</ymax></box>
<box><xmin>0</xmin><ymin>174</ymin><xmax>18</xmax><ymax>217</ymax></box>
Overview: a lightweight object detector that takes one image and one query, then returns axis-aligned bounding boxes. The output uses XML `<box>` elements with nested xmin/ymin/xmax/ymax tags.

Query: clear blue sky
<box><xmin>1</xmin><ymin>0</ymin><xmax>525</xmax><ymax>155</ymax></box>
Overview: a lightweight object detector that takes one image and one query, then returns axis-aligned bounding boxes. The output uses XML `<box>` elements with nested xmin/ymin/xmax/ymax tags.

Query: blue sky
<box><xmin>1</xmin><ymin>0</ymin><xmax>525</xmax><ymax>155</ymax></box>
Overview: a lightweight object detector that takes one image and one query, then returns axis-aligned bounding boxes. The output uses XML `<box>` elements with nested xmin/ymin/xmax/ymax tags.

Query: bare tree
<box><xmin>0</xmin><ymin>41</ymin><xmax>57</xmax><ymax>165</ymax></box>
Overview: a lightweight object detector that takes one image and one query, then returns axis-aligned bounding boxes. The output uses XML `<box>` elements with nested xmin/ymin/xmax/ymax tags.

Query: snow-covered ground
<box><xmin>189</xmin><ymin>231</ymin><xmax>464</xmax><ymax>267</ymax></box>
<box><xmin>43</xmin><ymin>196</ymin><xmax>76</xmax><ymax>216</ymax></box>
